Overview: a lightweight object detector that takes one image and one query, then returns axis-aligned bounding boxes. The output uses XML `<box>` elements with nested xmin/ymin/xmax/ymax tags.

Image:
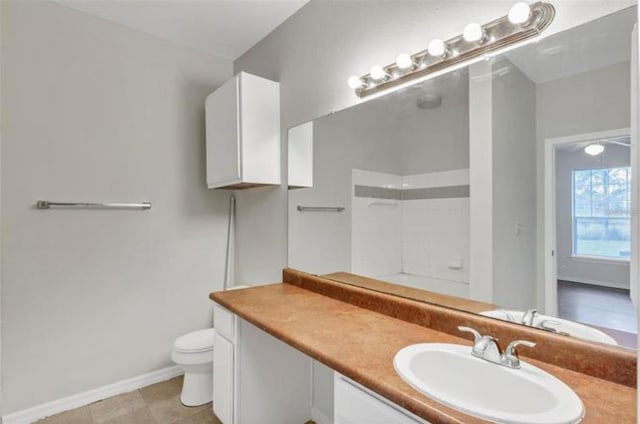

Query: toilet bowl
<box><xmin>172</xmin><ymin>286</ymin><xmax>249</xmax><ymax>406</ymax></box>
<box><xmin>172</xmin><ymin>328</ymin><xmax>215</xmax><ymax>406</ymax></box>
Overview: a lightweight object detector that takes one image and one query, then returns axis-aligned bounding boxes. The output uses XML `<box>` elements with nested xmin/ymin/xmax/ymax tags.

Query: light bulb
<box><xmin>463</xmin><ymin>22</ymin><xmax>485</xmax><ymax>42</ymax></box>
<box><xmin>584</xmin><ymin>143</ymin><xmax>605</xmax><ymax>156</ymax></box>
<box><xmin>427</xmin><ymin>39</ymin><xmax>446</xmax><ymax>57</ymax></box>
<box><xmin>508</xmin><ymin>2</ymin><xmax>531</xmax><ymax>25</ymax></box>
<box><xmin>348</xmin><ymin>75</ymin><xmax>363</xmax><ymax>89</ymax></box>
<box><xmin>370</xmin><ymin>65</ymin><xmax>387</xmax><ymax>81</ymax></box>
<box><xmin>396</xmin><ymin>53</ymin><xmax>414</xmax><ymax>70</ymax></box>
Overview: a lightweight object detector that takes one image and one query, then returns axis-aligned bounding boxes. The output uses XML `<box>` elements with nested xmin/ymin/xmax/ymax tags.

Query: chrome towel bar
<box><xmin>36</xmin><ymin>201</ymin><xmax>152</xmax><ymax>210</ymax></box>
<box><xmin>297</xmin><ymin>205</ymin><xmax>345</xmax><ymax>212</ymax></box>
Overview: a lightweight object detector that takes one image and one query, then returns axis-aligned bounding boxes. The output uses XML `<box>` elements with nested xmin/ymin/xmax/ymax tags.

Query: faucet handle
<box><xmin>505</xmin><ymin>339</ymin><xmax>536</xmax><ymax>353</ymax></box>
<box><xmin>502</xmin><ymin>340</ymin><xmax>536</xmax><ymax>368</ymax></box>
<box><xmin>538</xmin><ymin>319</ymin><xmax>560</xmax><ymax>332</ymax></box>
<box><xmin>457</xmin><ymin>326</ymin><xmax>482</xmax><ymax>342</ymax></box>
<box><xmin>520</xmin><ymin>309</ymin><xmax>539</xmax><ymax>326</ymax></box>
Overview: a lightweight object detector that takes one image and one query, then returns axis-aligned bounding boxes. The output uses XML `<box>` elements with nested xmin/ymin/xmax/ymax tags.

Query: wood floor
<box><xmin>35</xmin><ymin>376</ymin><xmax>222</xmax><ymax>424</ymax></box>
<box><xmin>558</xmin><ymin>280</ymin><xmax>637</xmax><ymax>349</ymax></box>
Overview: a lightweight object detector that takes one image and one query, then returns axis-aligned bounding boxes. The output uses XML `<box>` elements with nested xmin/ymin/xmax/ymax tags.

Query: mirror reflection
<box><xmin>288</xmin><ymin>6</ymin><xmax>638</xmax><ymax>350</ymax></box>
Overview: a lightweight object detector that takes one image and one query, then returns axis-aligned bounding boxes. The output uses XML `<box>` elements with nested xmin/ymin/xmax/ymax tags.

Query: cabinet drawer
<box><xmin>214</xmin><ymin>304</ymin><xmax>236</xmax><ymax>341</ymax></box>
<box><xmin>335</xmin><ymin>375</ymin><xmax>427</xmax><ymax>424</ymax></box>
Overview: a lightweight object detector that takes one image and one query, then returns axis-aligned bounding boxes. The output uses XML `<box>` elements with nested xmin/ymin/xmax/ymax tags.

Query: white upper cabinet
<box><xmin>205</xmin><ymin>72</ymin><xmax>281</xmax><ymax>189</ymax></box>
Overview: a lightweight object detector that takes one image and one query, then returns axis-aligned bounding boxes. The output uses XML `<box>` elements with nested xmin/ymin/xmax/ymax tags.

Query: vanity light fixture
<box><xmin>348</xmin><ymin>1</ymin><xmax>555</xmax><ymax>98</ymax></box>
<box><xmin>508</xmin><ymin>2</ymin><xmax>532</xmax><ymax>25</ymax></box>
<box><xmin>463</xmin><ymin>23</ymin><xmax>487</xmax><ymax>43</ymax></box>
<box><xmin>427</xmin><ymin>39</ymin><xmax>448</xmax><ymax>58</ymax></box>
<box><xmin>396</xmin><ymin>53</ymin><xmax>415</xmax><ymax>70</ymax></box>
<box><xmin>584</xmin><ymin>143</ymin><xmax>605</xmax><ymax>156</ymax></box>
<box><xmin>369</xmin><ymin>65</ymin><xmax>389</xmax><ymax>81</ymax></box>
<box><xmin>348</xmin><ymin>75</ymin><xmax>365</xmax><ymax>89</ymax></box>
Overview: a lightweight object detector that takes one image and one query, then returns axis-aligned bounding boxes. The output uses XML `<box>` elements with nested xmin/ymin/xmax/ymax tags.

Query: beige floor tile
<box><xmin>89</xmin><ymin>390</ymin><xmax>146</xmax><ymax>423</ymax></box>
<box><xmin>140</xmin><ymin>377</ymin><xmax>184</xmax><ymax>405</ymax></box>
<box><xmin>101</xmin><ymin>407</ymin><xmax>156</xmax><ymax>424</ymax></box>
<box><xmin>148</xmin><ymin>395</ymin><xmax>209</xmax><ymax>424</ymax></box>
<box><xmin>35</xmin><ymin>405</ymin><xmax>94</xmax><ymax>424</ymax></box>
<box><xmin>173</xmin><ymin>408</ymin><xmax>221</xmax><ymax>424</ymax></box>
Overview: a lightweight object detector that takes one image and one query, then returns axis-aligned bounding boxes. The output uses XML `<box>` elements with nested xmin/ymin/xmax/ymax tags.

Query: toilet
<box><xmin>171</xmin><ymin>328</ymin><xmax>215</xmax><ymax>406</ymax></box>
<box><xmin>172</xmin><ymin>285</ymin><xmax>249</xmax><ymax>406</ymax></box>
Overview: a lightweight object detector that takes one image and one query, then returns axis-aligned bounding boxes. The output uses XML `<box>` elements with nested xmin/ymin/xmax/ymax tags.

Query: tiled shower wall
<box><xmin>351</xmin><ymin>168</ymin><xmax>470</xmax><ymax>286</ymax></box>
<box><xmin>351</xmin><ymin>170</ymin><xmax>403</xmax><ymax>277</ymax></box>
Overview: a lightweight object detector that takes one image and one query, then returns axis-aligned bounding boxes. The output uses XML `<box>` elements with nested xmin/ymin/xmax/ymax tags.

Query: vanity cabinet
<box><xmin>212</xmin><ymin>303</ymin><xmax>311</xmax><ymax>424</ymax></box>
<box><xmin>335</xmin><ymin>374</ymin><xmax>429</xmax><ymax>424</ymax></box>
<box><xmin>205</xmin><ymin>72</ymin><xmax>281</xmax><ymax>189</ymax></box>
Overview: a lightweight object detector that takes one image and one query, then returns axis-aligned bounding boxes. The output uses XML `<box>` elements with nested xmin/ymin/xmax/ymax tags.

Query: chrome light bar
<box><xmin>348</xmin><ymin>2</ymin><xmax>555</xmax><ymax>98</ymax></box>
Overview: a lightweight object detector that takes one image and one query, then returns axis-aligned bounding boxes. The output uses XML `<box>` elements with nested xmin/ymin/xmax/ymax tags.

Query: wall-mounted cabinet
<box><xmin>288</xmin><ymin>121</ymin><xmax>313</xmax><ymax>189</ymax></box>
<box><xmin>205</xmin><ymin>72</ymin><xmax>281</xmax><ymax>189</ymax></box>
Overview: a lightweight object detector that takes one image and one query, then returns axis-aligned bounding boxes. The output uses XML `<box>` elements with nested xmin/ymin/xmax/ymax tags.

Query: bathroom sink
<box><xmin>394</xmin><ymin>343</ymin><xmax>584</xmax><ymax>424</ymax></box>
<box><xmin>480</xmin><ymin>310</ymin><xmax>617</xmax><ymax>346</ymax></box>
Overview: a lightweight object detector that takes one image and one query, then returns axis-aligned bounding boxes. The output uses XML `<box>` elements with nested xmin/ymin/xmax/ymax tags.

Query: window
<box><xmin>572</xmin><ymin>167</ymin><xmax>631</xmax><ymax>260</ymax></box>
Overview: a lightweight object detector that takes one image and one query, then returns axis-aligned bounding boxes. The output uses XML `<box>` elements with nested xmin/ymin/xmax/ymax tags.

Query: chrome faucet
<box><xmin>458</xmin><ymin>326</ymin><xmax>502</xmax><ymax>365</ymax></box>
<box><xmin>458</xmin><ymin>326</ymin><xmax>536</xmax><ymax>369</ymax></box>
<box><xmin>520</xmin><ymin>309</ymin><xmax>538</xmax><ymax>326</ymax></box>
<box><xmin>502</xmin><ymin>340</ymin><xmax>537</xmax><ymax>368</ymax></box>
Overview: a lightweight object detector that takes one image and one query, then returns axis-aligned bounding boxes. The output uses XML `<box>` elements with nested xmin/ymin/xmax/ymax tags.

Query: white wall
<box><xmin>233</xmin><ymin>0</ymin><xmax>635</xmax><ymax>420</ymax></box>
<box><xmin>351</xmin><ymin>170</ymin><xmax>402</xmax><ymax>277</ymax></box>
<box><xmin>536</xmin><ymin>61</ymin><xmax>632</xmax><ymax>307</ymax></box>
<box><xmin>288</xmin><ymin>103</ymin><xmax>400</xmax><ymax>275</ymax></box>
<box><xmin>401</xmin><ymin>170</ymin><xmax>470</xmax><ymax>284</ymax></box>
<box><xmin>398</xmin><ymin>74</ymin><xmax>469</xmax><ymax>175</ymax></box>
<box><xmin>491</xmin><ymin>59</ymin><xmax>537</xmax><ymax>310</ymax></box>
<box><xmin>556</xmin><ymin>144</ymin><xmax>631</xmax><ymax>288</ymax></box>
<box><xmin>0</xmin><ymin>1</ymin><xmax>232</xmax><ymax>414</ymax></box>
<box><xmin>469</xmin><ymin>61</ymin><xmax>494</xmax><ymax>303</ymax></box>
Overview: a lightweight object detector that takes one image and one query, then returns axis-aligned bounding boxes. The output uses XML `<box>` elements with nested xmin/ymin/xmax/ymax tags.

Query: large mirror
<box><xmin>288</xmin><ymin>6</ymin><xmax>638</xmax><ymax>350</ymax></box>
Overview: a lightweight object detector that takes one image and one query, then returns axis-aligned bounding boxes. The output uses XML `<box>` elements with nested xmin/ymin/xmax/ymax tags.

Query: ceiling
<box><xmin>506</xmin><ymin>5</ymin><xmax>636</xmax><ymax>84</ymax></box>
<box><xmin>55</xmin><ymin>0</ymin><xmax>309</xmax><ymax>60</ymax></box>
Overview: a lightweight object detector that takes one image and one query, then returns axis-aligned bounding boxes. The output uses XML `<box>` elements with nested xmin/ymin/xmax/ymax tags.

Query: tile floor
<box><xmin>36</xmin><ymin>377</ymin><xmax>222</xmax><ymax>424</ymax></box>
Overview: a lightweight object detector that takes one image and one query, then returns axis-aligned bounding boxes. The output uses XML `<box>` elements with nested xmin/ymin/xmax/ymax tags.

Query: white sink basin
<box><xmin>480</xmin><ymin>310</ymin><xmax>617</xmax><ymax>346</ymax></box>
<box><xmin>394</xmin><ymin>343</ymin><xmax>584</xmax><ymax>424</ymax></box>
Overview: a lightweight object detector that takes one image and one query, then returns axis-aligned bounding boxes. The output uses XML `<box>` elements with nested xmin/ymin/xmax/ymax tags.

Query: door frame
<box><xmin>544</xmin><ymin>127</ymin><xmax>632</xmax><ymax>316</ymax></box>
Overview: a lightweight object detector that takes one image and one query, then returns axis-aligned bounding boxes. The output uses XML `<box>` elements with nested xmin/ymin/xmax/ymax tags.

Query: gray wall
<box><xmin>556</xmin><ymin>145</ymin><xmax>631</xmax><ymax>288</ymax></box>
<box><xmin>233</xmin><ymin>1</ymin><xmax>635</xmax><ymax>420</ymax></box>
<box><xmin>288</xmin><ymin>101</ymin><xmax>400</xmax><ymax>275</ymax></box>
<box><xmin>1</xmin><ymin>1</ymin><xmax>232</xmax><ymax>414</ymax></box>
<box><xmin>491</xmin><ymin>59</ymin><xmax>537</xmax><ymax>310</ymax></box>
<box><xmin>536</xmin><ymin>61</ymin><xmax>632</xmax><ymax>307</ymax></box>
<box><xmin>399</xmin><ymin>77</ymin><xmax>469</xmax><ymax>175</ymax></box>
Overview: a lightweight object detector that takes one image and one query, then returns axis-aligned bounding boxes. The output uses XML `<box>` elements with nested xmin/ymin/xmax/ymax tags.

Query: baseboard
<box><xmin>2</xmin><ymin>365</ymin><xmax>183</xmax><ymax>424</ymax></box>
<box><xmin>558</xmin><ymin>275</ymin><xmax>629</xmax><ymax>290</ymax></box>
<box><xmin>311</xmin><ymin>407</ymin><xmax>333</xmax><ymax>424</ymax></box>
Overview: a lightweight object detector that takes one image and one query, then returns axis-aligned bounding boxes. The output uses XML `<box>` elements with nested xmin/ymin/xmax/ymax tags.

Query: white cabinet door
<box><xmin>205</xmin><ymin>76</ymin><xmax>240</xmax><ymax>188</ymax></box>
<box><xmin>335</xmin><ymin>376</ymin><xmax>427</xmax><ymax>424</ymax></box>
<box><xmin>239</xmin><ymin>72</ymin><xmax>281</xmax><ymax>185</ymax></box>
<box><xmin>213</xmin><ymin>333</ymin><xmax>234</xmax><ymax>424</ymax></box>
<box><xmin>205</xmin><ymin>72</ymin><xmax>280</xmax><ymax>189</ymax></box>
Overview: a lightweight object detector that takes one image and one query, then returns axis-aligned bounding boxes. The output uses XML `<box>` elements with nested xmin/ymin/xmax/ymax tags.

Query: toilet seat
<box><xmin>174</xmin><ymin>328</ymin><xmax>215</xmax><ymax>354</ymax></box>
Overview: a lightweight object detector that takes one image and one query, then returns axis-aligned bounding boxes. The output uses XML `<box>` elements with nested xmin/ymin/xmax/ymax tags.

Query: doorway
<box><xmin>544</xmin><ymin>128</ymin><xmax>637</xmax><ymax>348</ymax></box>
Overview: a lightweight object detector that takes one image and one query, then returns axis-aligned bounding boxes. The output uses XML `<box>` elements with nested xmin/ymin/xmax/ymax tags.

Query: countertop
<box><xmin>210</xmin><ymin>282</ymin><xmax>637</xmax><ymax>424</ymax></box>
<box><xmin>323</xmin><ymin>271</ymin><xmax>496</xmax><ymax>313</ymax></box>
